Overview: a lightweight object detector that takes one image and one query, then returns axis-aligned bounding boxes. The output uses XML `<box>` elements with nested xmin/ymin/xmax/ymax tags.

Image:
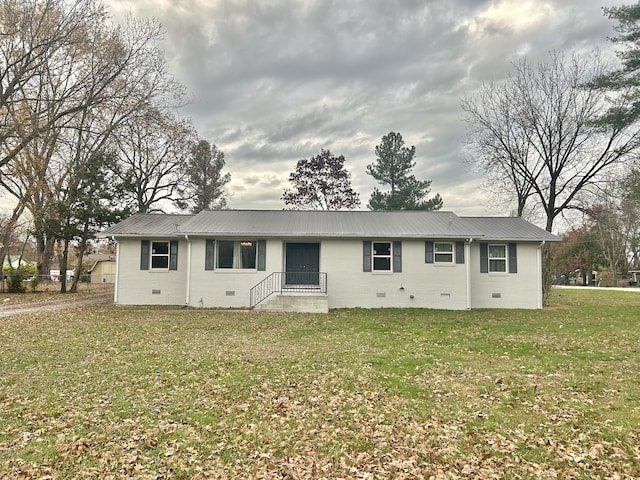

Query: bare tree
<box><xmin>114</xmin><ymin>108</ymin><xmax>196</xmax><ymax>213</ymax></box>
<box><xmin>1</xmin><ymin>3</ymin><xmax>190</xmax><ymax>287</ymax></box>
<box><xmin>462</xmin><ymin>51</ymin><xmax>640</xmax><ymax>232</ymax></box>
<box><xmin>0</xmin><ymin>0</ymin><xmax>112</xmax><ymax>169</ymax></box>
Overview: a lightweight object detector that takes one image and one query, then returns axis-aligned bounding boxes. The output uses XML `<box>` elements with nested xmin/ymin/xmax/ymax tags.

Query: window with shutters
<box><xmin>372</xmin><ymin>242</ymin><xmax>392</xmax><ymax>271</ymax></box>
<box><xmin>151</xmin><ymin>241</ymin><xmax>170</xmax><ymax>270</ymax></box>
<box><xmin>489</xmin><ymin>244</ymin><xmax>507</xmax><ymax>272</ymax></box>
<box><xmin>434</xmin><ymin>242</ymin><xmax>453</xmax><ymax>263</ymax></box>
<box><xmin>217</xmin><ymin>240</ymin><xmax>257</xmax><ymax>269</ymax></box>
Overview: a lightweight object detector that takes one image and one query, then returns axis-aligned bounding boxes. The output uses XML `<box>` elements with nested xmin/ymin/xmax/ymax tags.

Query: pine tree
<box><xmin>366</xmin><ymin>132</ymin><xmax>442</xmax><ymax>211</ymax></box>
<box><xmin>176</xmin><ymin>140</ymin><xmax>230</xmax><ymax>213</ymax></box>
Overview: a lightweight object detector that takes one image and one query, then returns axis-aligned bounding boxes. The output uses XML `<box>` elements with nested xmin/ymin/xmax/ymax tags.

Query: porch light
<box><xmin>240</xmin><ymin>241</ymin><xmax>253</xmax><ymax>247</ymax></box>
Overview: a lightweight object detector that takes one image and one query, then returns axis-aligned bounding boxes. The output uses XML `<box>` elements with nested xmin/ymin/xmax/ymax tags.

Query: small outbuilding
<box><xmin>88</xmin><ymin>257</ymin><xmax>117</xmax><ymax>284</ymax></box>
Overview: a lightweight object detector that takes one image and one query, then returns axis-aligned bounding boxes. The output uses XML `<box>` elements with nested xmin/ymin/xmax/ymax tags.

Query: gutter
<box><xmin>466</xmin><ymin>237</ymin><xmax>473</xmax><ymax>310</ymax></box>
<box><xmin>112</xmin><ymin>236</ymin><xmax>120</xmax><ymax>304</ymax></box>
<box><xmin>185</xmin><ymin>235</ymin><xmax>192</xmax><ymax>306</ymax></box>
<box><xmin>537</xmin><ymin>240</ymin><xmax>546</xmax><ymax>309</ymax></box>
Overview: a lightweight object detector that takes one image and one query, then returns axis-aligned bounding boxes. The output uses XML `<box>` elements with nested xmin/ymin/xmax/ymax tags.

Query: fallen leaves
<box><xmin>1</xmin><ymin>291</ymin><xmax>640</xmax><ymax>478</ymax></box>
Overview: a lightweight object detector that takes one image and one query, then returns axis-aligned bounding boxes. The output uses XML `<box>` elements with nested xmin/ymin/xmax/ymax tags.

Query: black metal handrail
<box><xmin>250</xmin><ymin>272</ymin><xmax>327</xmax><ymax>309</ymax></box>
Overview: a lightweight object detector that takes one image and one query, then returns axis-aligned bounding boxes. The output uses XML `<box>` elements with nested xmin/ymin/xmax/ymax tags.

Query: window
<box><xmin>434</xmin><ymin>242</ymin><xmax>453</xmax><ymax>263</ymax></box>
<box><xmin>217</xmin><ymin>240</ymin><xmax>257</xmax><ymax>269</ymax></box>
<box><xmin>372</xmin><ymin>242</ymin><xmax>391</xmax><ymax>271</ymax></box>
<box><xmin>151</xmin><ymin>241</ymin><xmax>170</xmax><ymax>269</ymax></box>
<box><xmin>488</xmin><ymin>245</ymin><xmax>506</xmax><ymax>272</ymax></box>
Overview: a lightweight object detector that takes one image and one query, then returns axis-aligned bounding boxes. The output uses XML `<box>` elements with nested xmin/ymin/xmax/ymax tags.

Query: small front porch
<box><xmin>250</xmin><ymin>271</ymin><xmax>328</xmax><ymax>313</ymax></box>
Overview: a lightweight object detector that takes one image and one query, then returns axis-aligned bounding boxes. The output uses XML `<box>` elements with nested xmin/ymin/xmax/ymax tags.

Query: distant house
<box><xmin>100</xmin><ymin>210</ymin><xmax>559</xmax><ymax>312</ymax></box>
<box><xmin>2</xmin><ymin>256</ymin><xmax>36</xmax><ymax>270</ymax></box>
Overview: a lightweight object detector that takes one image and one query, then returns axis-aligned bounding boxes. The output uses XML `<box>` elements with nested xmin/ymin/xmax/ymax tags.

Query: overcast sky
<box><xmin>105</xmin><ymin>0</ymin><xmax>627</xmax><ymax>220</ymax></box>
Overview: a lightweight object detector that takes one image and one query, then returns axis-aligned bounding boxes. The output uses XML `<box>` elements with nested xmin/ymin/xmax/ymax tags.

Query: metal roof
<box><xmin>177</xmin><ymin>209</ymin><xmax>481</xmax><ymax>238</ymax></box>
<box><xmin>100</xmin><ymin>213</ymin><xmax>194</xmax><ymax>236</ymax></box>
<box><xmin>460</xmin><ymin>217</ymin><xmax>559</xmax><ymax>242</ymax></box>
<box><xmin>101</xmin><ymin>210</ymin><xmax>558</xmax><ymax>242</ymax></box>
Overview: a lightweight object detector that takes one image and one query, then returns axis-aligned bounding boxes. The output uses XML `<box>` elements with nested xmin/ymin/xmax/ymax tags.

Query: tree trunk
<box><xmin>70</xmin><ymin>224</ymin><xmax>90</xmax><ymax>293</ymax></box>
<box><xmin>59</xmin><ymin>239</ymin><xmax>69</xmax><ymax>293</ymax></box>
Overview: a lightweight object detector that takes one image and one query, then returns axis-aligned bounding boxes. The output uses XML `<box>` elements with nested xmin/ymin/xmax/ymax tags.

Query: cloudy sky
<box><xmin>106</xmin><ymin>0</ymin><xmax>626</xmax><ymax>218</ymax></box>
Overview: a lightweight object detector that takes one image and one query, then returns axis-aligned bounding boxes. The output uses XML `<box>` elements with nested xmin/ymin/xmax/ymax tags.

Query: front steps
<box><xmin>253</xmin><ymin>293</ymin><xmax>329</xmax><ymax>313</ymax></box>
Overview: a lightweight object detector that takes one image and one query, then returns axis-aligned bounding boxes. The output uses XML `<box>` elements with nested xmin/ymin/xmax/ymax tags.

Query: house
<box><xmin>100</xmin><ymin>209</ymin><xmax>559</xmax><ymax>312</ymax></box>
<box><xmin>2</xmin><ymin>255</ymin><xmax>36</xmax><ymax>270</ymax></box>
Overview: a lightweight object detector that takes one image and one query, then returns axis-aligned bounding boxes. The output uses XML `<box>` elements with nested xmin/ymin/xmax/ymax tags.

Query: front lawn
<box><xmin>1</xmin><ymin>289</ymin><xmax>639</xmax><ymax>478</ymax></box>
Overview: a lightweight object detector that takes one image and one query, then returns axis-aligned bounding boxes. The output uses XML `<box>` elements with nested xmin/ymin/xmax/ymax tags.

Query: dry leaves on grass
<box><xmin>1</xmin><ymin>294</ymin><xmax>640</xmax><ymax>478</ymax></box>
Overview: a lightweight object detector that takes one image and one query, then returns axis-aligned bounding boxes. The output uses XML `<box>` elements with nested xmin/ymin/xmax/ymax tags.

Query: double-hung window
<box><xmin>140</xmin><ymin>240</ymin><xmax>178</xmax><ymax>271</ymax></box>
<box><xmin>151</xmin><ymin>241</ymin><xmax>170</xmax><ymax>269</ymax></box>
<box><xmin>372</xmin><ymin>242</ymin><xmax>392</xmax><ymax>271</ymax></box>
<box><xmin>488</xmin><ymin>245</ymin><xmax>507</xmax><ymax>273</ymax></box>
<box><xmin>218</xmin><ymin>240</ymin><xmax>257</xmax><ymax>269</ymax></box>
<box><xmin>434</xmin><ymin>242</ymin><xmax>453</xmax><ymax>263</ymax></box>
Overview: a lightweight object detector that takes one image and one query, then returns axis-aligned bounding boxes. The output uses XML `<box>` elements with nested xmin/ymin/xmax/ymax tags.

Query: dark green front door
<box><xmin>285</xmin><ymin>243</ymin><xmax>320</xmax><ymax>285</ymax></box>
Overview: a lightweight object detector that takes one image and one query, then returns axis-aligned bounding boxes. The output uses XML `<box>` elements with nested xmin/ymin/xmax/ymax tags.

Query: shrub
<box><xmin>6</xmin><ymin>267</ymin><xmax>27</xmax><ymax>293</ymax></box>
<box><xmin>29</xmin><ymin>275</ymin><xmax>40</xmax><ymax>292</ymax></box>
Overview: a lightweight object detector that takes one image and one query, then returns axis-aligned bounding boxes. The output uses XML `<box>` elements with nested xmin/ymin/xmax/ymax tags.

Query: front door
<box><xmin>285</xmin><ymin>243</ymin><xmax>320</xmax><ymax>285</ymax></box>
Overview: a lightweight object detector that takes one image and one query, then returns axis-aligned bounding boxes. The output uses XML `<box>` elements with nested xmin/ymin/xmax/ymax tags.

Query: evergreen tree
<box><xmin>596</xmin><ymin>4</ymin><xmax>640</xmax><ymax>127</ymax></box>
<box><xmin>366</xmin><ymin>132</ymin><xmax>442</xmax><ymax>211</ymax></box>
<box><xmin>176</xmin><ymin>139</ymin><xmax>230</xmax><ymax>213</ymax></box>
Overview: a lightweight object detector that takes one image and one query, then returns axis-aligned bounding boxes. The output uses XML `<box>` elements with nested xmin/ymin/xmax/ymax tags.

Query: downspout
<box><xmin>112</xmin><ymin>236</ymin><xmax>120</xmax><ymax>304</ymax></box>
<box><xmin>185</xmin><ymin>235</ymin><xmax>192</xmax><ymax>306</ymax></box>
<box><xmin>537</xmin><ymin>241</ymin><xmax>546</xmax><ymax>309</ymax></box>
<box><xmin>466</xmin><ymin>238</ymin><xmax>473</xmax><ymax>310</ymax></box>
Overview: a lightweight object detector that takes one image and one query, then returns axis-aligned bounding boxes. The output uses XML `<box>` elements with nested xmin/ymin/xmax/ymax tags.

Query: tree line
<box><xmin>0</xmin><ymin>3</ymin><xmax>444</xmax><ymax>293</ymax></box>
<box><xmin>0</xmin><ymin>0</ymin><xmax>230</xmax><ymax>292</ymax></box>
<box><xmin>460</xmin><ymin>4</ymin><xmax>640</xmax><ymax>286</ymax></box>
<box><xmin>4</xmin><ymin>0</ymin><xmax>640</xmax><ymax>291</ymax></box>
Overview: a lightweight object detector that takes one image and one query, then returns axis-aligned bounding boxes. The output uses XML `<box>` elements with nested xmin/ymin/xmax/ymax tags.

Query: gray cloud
<box><xmin>106</xmin><ymin>0</ymin><xmax>626</xmax><ymax>221</ymax></box>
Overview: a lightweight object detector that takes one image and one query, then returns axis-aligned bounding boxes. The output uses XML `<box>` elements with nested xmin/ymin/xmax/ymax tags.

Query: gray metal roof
<box><xmin>101</xmin><ymin>210</ymin><xmax>558</xmax><ymax>242</ymax></box>
<box><xmin>461</xmin><ymin>216</ymin><xmax>559</xmax><ymax>242</ymax></box>
<box><xmin>100</xmin><ymin>213</ymin><xmax>194</xmax><ymax>236</ymax></box>
<box><xmin>177</xmin><ymin>209</ymin><xmax>482</xmax><ymax>238</ymax></box>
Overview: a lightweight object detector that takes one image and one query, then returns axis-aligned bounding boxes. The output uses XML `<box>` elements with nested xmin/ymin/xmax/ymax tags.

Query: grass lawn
<box><xmin>1</xmin><ymin>289</ymin><xmax>639</xmax><ymax>479</ymax></box>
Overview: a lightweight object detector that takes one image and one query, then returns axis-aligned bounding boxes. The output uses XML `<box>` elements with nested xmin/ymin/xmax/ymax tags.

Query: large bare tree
<box><xmin>1</xmin><ymin>1</ymin><xmax>190</xmax><ymax>288</ymax></box>
<box><xmin>0</xmin><ymin>0</ymin><xmax>110</xmax><ymax>169</ymax></box>
<box><xmin>461</xmin><ymin>51</ymin><xmax>640</xmax><ymax>232</ymax></box>
<box><xmin>114</xmin><ymin>108</ymin><xmax>196</xmax><ymax>213</ymax></box>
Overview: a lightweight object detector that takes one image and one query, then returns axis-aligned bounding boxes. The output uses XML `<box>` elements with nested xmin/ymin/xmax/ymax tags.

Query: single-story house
<box><xmin>100</xmin><ymin>209</ymin><xmax>559</xmax><ymax>312</ymax></box>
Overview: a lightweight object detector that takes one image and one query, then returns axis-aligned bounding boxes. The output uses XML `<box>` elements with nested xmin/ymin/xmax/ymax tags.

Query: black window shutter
<box><xmin>140</xmin><ymin>240</ymin><xmax>150</xmax><ymax>270</ymax></box>
<box><xmin>508</xmin><ymin>243</ymin><xmax>518</xmax><ymax>273</ymax></box>
<box><xmin>456</xmin><ymin>241</ymin><xmax>465</xmax><ymax>264</ymax></box>
<box><xmin>169</xmin><ymin>240</ymin><xmax>178</xmax><ymax>270</ymax></box>
<box><xmin>480</xmin><ymin>242</ymin><xmax>488</xmax><ymax>273</ymax></box>
<box><xmin>257</xmin><ymin>240</ymin><xmax>267</xmax><ymax>271</ymax></box>
<box><xmin>393</xmin><ymin>241</ymin><xmax>402</xmax><ymax>272</ymax></box>
<box><xmin>363</xmin><ymin>241</ymin><xmax>372</xmax><ymax>272</ymax></box>
<box><xmin>205</xmin><ymin>239</ymin><xmax>215</xmax><ymax>270</ymax></box>
<box><xmin>425</xmin><ymin>241</ymin><xmax>434</xmax><ymax>263</ymax></box>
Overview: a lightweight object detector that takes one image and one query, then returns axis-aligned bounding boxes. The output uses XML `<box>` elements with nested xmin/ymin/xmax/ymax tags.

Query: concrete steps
<box><xmin>254</xmin><ymin>293</ymin><xmax>329</xmax><ymax>313</ymax></box>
